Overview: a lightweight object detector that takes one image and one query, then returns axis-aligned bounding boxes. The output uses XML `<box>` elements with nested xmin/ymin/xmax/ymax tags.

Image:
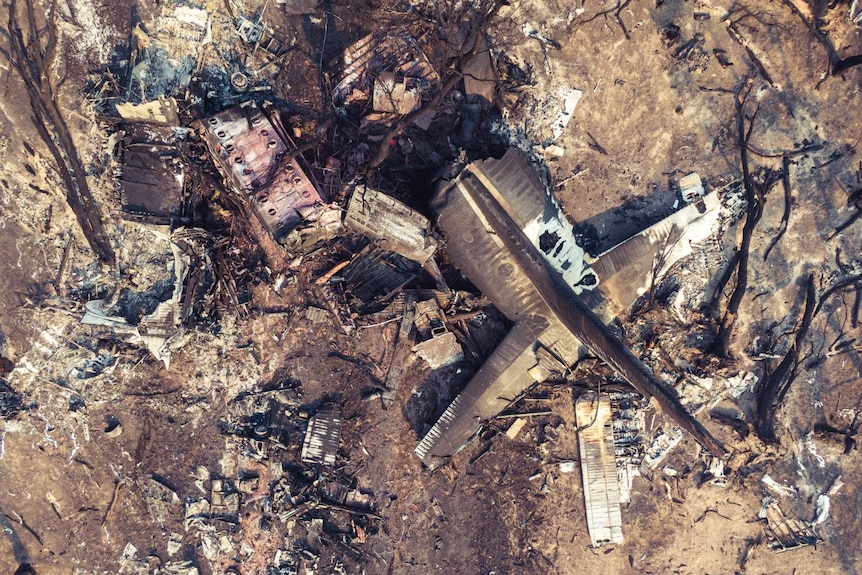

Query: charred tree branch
<box><xmin>781</xmin><ymin>0</ymin><xmax>862</xmax><ymax>83</ymax></box>
<box><xmin>745</xmin><ymin>141</ymin><xmax>824</xmax><ymax>158</ymax></box>
<box><xmin>755</xmin><ymin>274</ymin><xmax>816</xmax><ymax>441</ymax></box>
<box><xmin>815</xmin><ymin>273</ymin><xmax>862</xmax><ymax>318</ymax></box>
<box><xmin>763</xmin><ymin>156</ymin><xmax>792</xmax><ymax>261</ymax></box>
<box><xmin>713</xmin><ymin>77</ymin><xmax>765</xmax><ymax>357</ymax></box>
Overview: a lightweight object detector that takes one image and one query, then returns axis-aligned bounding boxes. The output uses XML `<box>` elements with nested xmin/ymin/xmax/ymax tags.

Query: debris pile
<box><xmin>81</xmin><ymin>227</ymin><xmax>215</xmax><ymax>368</ymax></box>
<box><xmin>333</xmin><ymin>33</ymin><xmax>440</xmax><ymax>115</ymax></box>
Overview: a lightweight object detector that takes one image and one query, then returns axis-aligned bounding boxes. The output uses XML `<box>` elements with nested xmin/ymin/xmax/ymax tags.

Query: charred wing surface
<box><xmin>591</xmin><ymin>191</ymin><xmax>722</xmax><ymax>316</ymax></box>
<box><xmin>200</xmin><ymin>101</ymin><xmax>323</xmax><ymax>238</ymax></box>
<box><xmin>576</xmin><ymin>394</ymin><xmax>624</xmax><ymax>546</ymax></box>
<box><xmin>467</xmin><ymin>149</ymin><xmax>598</xmax><ymax>291</ymax></box>
<box><xmin>414</xmin><ymin>168</ymin><xmax>552</xmax><ymax>468</ymax></box>
<box><xmin>415</xmin><ymin>320</ymin><xmax>548</xmax><ymax>468</ymax></box>
<box><xmin>416</xmin><ymin>152</ymin><xmax>725</xmax><ymax>466</ymax></box>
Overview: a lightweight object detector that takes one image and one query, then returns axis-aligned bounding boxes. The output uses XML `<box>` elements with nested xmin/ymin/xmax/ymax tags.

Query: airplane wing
<box><xmin>414</xmin><ymin>317</ymin><xmax>548</xmax><ymax>469</ymax></box>
<box><xmin>590</xmin><ymin>192</ymin><xmax>721</xmax><ymax>317</ymax></box>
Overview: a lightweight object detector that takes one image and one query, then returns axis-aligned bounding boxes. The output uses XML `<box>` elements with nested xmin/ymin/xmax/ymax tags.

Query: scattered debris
<box><xmin>641</xmin><ymin>427</ymin><xmax>684</xmax><ymax>471</ymax></box>
<box><xmin>141</xmin><ymin>476</ymin><xmax>181</xmax><ymax>525</ymax></box>
<box><xmin>125</xmin><ymin>3</ymin><xmax>211</xmax><ymax>106</ymax></box>
<box><xmin>591</xmin><ymin>190</ymin><xmax>722</xmax><ymax>318</ymax></box>
<box><xmin>762</xmin><ymin>474</ymin><xmax>798</xmax><ymax>497</ymax></box>
<box><xmin>332</xmin><ymin>33</ymin><xmax>439</xmax><ymax>109</ymax></box>
<box><xmin>2</xmin><ymin>0</ymin><xmax>861</xmax><ymax>571</ymax></box>
<box><xmin>679</xmin><ymin>172</ymin><xmax>705</xmax><ymax>204</ymax></box>
<box><xmin>373</xmin><ymin>71</ymin><xmax>421</xmax><ymax>115</ymax></box>
<box><xmin>759</xmin><ymin>497</ymin><xmax>819</xmax><ymax>551</ymax></box>
<box><xmin>610</xmin><ymin>392</ymin><xmax>646</xmax><ymax>503</ymax></box>
<box><xmin>81</xmin><ymin>227</ymin><xmax>215</xmax><ymax>368</ymax></box>
<box><xmin>550</xmin><ymin>88</ymin><xmax>582</xmax><ymax>140</ymax></box>
<box><xmin>409</xmin><ymin>297</ymin><xmax>465</xmax><ymax>369</ymax></box>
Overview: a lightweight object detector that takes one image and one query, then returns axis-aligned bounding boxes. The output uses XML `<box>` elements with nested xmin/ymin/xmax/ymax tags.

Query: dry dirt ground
<box><xmin>1</xmin><ymin>0</ymin><xmax>862</xmax><ymax>574</ymax></box>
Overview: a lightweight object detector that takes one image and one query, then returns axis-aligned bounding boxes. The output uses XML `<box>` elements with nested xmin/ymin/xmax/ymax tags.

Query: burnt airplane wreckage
<box><xmin>406</xmin><ymin>151</ymin><xmax>729</xmax><ymax>547</ymax></box>
<box><xmin>60</xmin><ymin>1</ymin><xmax>743</xmax><ymax>564</ymax></box>
<box><xmin>414</xmin><ymin>150</ymin><xmax>727</xmax><ymax>467</ymax></box>
<box><xmin>3</xmin><ymin>0</ymin><xmax>860</xmax><ymax>570</ymax></box>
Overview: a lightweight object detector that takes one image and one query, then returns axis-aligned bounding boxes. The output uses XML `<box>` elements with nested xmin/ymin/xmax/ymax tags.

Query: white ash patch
<box><xmin>57</xmin><ymin>0</ymin><xmax>117</xmax><ymax>65</ymax></box>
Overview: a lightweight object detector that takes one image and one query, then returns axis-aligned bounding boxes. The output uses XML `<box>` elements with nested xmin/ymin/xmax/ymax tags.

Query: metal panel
<box><xmin>301</xmin><ymin>408</ymin><xmax>342</xmax><ymax>466</ymax></box>
<box><xmin>431</xmin><ymin>174</ymin><xmax>549</xmax><ymax>322</ymax></box>
<box><xmin>121</xmin><ymin>147</ymin><xmax>183</xmax><ymax>223</ymax></box>
<box><xmin>536</xmin><ymin>322</ymin><xmax>584</xmax><ymax>371</ymax></box>
<box><xmin>345</xmin><ymin>186</ymin><xmax>437</xmax><ymax>264</ymax></box>
<box><xmin>119</xmin><ymin>126</ymin><xmax>185</xmax><ymax>226</ymax></box>
<box><xmin>200</xmin><ymin>101</ymin><xmax>323</xmax><ymax>238</ymax></box>
<box><xmin>576</xmin><ymin>394</ymin><xmax>624</xmax><ymax>546</ymax></box>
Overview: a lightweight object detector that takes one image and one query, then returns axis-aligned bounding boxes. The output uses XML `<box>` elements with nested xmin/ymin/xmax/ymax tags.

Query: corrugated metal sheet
<box><xmin>576</xmin><ymin>394</ymin><xmax>624</xmax><ymax>546</ymax></box>
<box><xmin>301</xmin><ymin>408</ymin><xmax>342</xmax><ymax>466</ymax></box>
<box><xmin>345</xmin><ymin>186</ymin><xmax>437</xmax><ymax>264</ymax></box>
<box><xmin>200</xmin><ymin>101</ymin><xmax>324</xmax><ymax>239</ymax></box>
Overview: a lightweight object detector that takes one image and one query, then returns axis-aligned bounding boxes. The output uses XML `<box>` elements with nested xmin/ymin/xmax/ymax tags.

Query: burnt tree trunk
<box><xmin>3</xmin><ymin>0</ymin><xmax>115</xmax><ymax>266</ymax></box>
